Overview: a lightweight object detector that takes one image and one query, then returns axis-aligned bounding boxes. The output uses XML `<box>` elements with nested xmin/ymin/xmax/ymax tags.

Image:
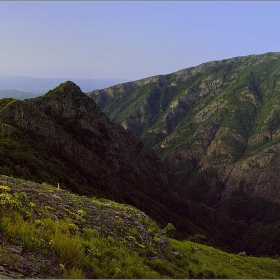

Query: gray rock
<box><xmin>6</xmin><ymin>244</ymin><xmax>23</xmax><ymax>254</ymax></box>
<box><xmin>171</xmin><ymin>251</ymin><xmax>182</xmax><ymax>259</ymax></box>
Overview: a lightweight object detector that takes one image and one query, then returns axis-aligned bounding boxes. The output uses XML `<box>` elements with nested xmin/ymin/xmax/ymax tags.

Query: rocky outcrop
<box><xmin>27</xmin><ymin>81</ymin><xmax>168</xmax><ymax>186</ymax></box>
<box><xmin>0</xmin><ymin>175</ymin><xmax>169</xmax><ymax>278</ymax></box>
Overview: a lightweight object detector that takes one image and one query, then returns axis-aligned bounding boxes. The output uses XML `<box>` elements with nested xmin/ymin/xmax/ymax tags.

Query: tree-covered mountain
<box><xmin>89</xmin><ymin>52</ymin><xmax>280</xmax><ymax>254</ymax></box>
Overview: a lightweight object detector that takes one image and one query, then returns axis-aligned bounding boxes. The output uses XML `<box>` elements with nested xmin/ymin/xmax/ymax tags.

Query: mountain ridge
<box><xmin>0</xmin><ymin>89</ymin><xmax>39</xmax><ymax>100</ymax></box>
<box><xmin>89</xmin><ymin>52</ymin><xmax>280</xmax><ymax>233</ymax></box>
<box><xmin>1</xmin><ymin>82</ymin><xmax>168</xmax><ymax>199</ymax></box>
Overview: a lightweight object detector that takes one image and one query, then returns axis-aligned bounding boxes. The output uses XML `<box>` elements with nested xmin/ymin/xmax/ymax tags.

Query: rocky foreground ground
<box><xmin>0</xmin><ymin>175</ymin><xmax>169</xmax><ymax>278</ymax></box>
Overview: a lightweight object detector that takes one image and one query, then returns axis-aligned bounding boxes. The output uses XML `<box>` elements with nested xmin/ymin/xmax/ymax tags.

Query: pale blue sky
<box><xmin>1</xmin><ymin>1</ymin><xmax>280</xmax><ymax>80</ymax></box>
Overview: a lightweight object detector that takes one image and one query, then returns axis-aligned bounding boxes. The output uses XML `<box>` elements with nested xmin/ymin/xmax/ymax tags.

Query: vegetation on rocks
<box><xmin>89</xmin><ymin>53</ymin><xmax>280</xmax><ymax>204</ymax></box>
<box><xmin>89</xmin><ymin>52</ymin><xmax>280</xmax><ymax>256</ymax></box>
<box><xmin>1</xmin><ymin>175</ymin><xmax>280</xmax><ymax>279</ymax></box>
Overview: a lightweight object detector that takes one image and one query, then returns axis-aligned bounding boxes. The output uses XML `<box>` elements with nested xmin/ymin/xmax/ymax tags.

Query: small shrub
<box><xmin>63</xmin><ymin>267</ymin><xmax>86</xmax><ymax>279</ymax></box>
<box><xmin>0</xmin><ymin>193</ymin><xmax>22</xmax><ymax>211</ymax></box>
<box><xmin>51</xmin><ymin>232</ymin><xmax>84</xmax><ymax>267</ymax></box>
<box><xmin>0</xmin><ymin>212</ymin><xmax>37</xmax><ymax>249</ymax></box>
<box><xmin>82</xmin><ymin>228</ymin><xmax>100</xmax><ymax>240</ymax></box>
<box><xmin>163</xmin><ymin>223</ymin><xmax>176</xmax><ymax>238</ymax></box>
<box><xmin>149</xmin><ymin>258</ymin><xmax>174</xmax><ymax>276</ymax></box>
<box><xmin>188</xmin><ymin>234</ymin><xmax>207</xmax><ymax>244</ymax></box>
<box><xmin>0</xmin><ymin>185</ymin><xmax>11</xmax><ymax>192</ymax></box>
<box><xmin>0</xmin><ymin>247</ymin><xmax>20</xmax><ymax>267</ymax></box>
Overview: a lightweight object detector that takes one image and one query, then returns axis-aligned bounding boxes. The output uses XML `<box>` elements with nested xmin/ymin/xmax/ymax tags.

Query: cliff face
<box><xmin>27</xmin><ymin>81</ymin><xmax>168</xmax><ymax>188</ymax></box>
<box><xmin>89</xmin><ymin>52</ymin><xmax>280</xmax><ymax>218</ymax></box>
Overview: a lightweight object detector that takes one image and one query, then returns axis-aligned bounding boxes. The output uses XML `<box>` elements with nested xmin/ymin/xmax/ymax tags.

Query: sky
<box><xmin>1</xmin><ymin>1</ymin><xmax>280</xmax><ymax>81</ymax></box>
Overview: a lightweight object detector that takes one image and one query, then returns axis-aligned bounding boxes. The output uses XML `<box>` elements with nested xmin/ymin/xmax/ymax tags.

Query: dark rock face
<box><xmin>2</xmin><ymin>81</ymin><xmax>242</xmax><ymax>250</ymax></box>
<box><xmin>0</xmin><ymin>81</ymin><xmax>168</xmax><ymax>212</ymax></box>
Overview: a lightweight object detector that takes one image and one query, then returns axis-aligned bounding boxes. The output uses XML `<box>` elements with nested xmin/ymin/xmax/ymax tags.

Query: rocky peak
<box><xmin>25</xmin><ymin>81</ymin><xmax>111</xmax><ymax>147</ymax></box>
<box><xmin>0</xmin><ymin>81</ymin><xmax>171</xmax><ymax>231</ymax></box>
<box><xmin>46</xmin><ymin>80</ymin><xmax>84</xmax><ymax>96</ymax></box>
<box><xmin>27</xmin><ymin>81</ymin><xmax>101</xmax><ymax>117</ymax></box>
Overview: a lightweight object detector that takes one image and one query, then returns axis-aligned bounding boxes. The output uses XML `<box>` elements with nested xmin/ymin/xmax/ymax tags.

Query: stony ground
<box><xmin>0</xmin><ymin>175</ymin><xmax>169</xmax><ymax>279</ymax></box>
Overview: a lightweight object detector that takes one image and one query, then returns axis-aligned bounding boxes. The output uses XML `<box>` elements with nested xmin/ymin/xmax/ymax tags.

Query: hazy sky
<box><xmin>1</xmin><ymin>1</ymin><xmax>280</xmax><ymax>80</ymax></box>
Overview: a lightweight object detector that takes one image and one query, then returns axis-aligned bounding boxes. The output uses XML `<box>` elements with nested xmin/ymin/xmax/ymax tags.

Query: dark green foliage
<box><xmin>219</xmin><ymin>190</ymin><xmax>280</xmax><ymax>225</ymax></box>
<box><xmin>0</xmin><ymin>130</ymin><xmax>88</xmax><ymax>194</ymax></box>
<box><xmin>268</xmin><ymin>110</ymin><xmax>280</xmax><ymax>136</ymax></box>
<box><xmin>163</xmin><ymin>223</ymin><xmax>176</xmax><ymax>238</ymax></box>
<box><xmin>242</xmin><ymin>222</ymin><xmax>280</xmax><ymax>256</ymax></box>
<box><xmin>0</xmin><ymin>98</ymin><xmax>16</xmax><ymax>109</ymax></box>
<box><xmin>247</xmin><ymin>71</ymin><xmax>263</xmax><ymax>102</ymax></box>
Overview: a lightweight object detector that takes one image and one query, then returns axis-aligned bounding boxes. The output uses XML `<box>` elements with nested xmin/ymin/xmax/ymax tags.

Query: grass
<box><xmin>1</xmin><ymin>183</ymin><xmax>280</xmax><ymax>278</ymax></box>
<box><xmin>167</xmin><ymin>238</ymin><xmax>280</xmax><ymax>279</ymax></box>
<box><xmin>0</xmin><ymin>209</ymin><xmax>162</xmax><ymax>278</ymax></box>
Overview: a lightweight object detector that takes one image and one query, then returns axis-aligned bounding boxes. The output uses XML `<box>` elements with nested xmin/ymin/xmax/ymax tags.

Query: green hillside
<box><xmin>89</xmin><ymin>54</ymin><xmax>280</xmax><ymax>218</ymax></box>
<box><xmin>89</xmin><ymin>53</ymin><xmax>280</xmax><ymax>152</ymax></box>
<box><xmin>89</xmin><ymin>52</ymin><xmax>280</xmax><ymax>183</ymax></box>
<box><xmin>1</xmin><ymin>53</ymin><xmax>280</xmax><ymax>277</ymax></box>
<box><xmin>89</xmin><ymin>52</ymin><xmax>280</xmax><ymax>256</ymax></box>
<box><xmin>1</xmin><ymin>175</ymin><xmax>280</xmax><ymax>279</ymax></box>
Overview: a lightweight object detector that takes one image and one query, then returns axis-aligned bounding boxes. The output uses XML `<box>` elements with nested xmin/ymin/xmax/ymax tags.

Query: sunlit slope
<box><xmin>1</xmin><ymin>175</ymin><xmax>280</xmax><ymax>279</ymax></box>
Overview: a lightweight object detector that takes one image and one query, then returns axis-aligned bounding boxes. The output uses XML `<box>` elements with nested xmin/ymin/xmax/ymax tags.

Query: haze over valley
<box><xmin>0</xmin><ymin>75</ymin><xmax>129</xmax><ymax>98</ymax></box>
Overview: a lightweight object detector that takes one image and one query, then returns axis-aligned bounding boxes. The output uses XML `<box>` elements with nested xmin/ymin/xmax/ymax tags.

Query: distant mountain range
<box><xmin>0</xmin><ymin>75</ymin><xmax>129</xmax><ymax>96</ymax></box>
<box><xmin>0</xmin><ymin>89</ymin><xmax>39</xmax><ymax>100</ymax></box>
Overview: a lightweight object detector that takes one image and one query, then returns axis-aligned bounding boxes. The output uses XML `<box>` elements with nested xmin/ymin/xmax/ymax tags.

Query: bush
<box><xmin>164</xmin><ymin>223</ymin><xmax>176</xmax><ymax>238</ymax></box>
